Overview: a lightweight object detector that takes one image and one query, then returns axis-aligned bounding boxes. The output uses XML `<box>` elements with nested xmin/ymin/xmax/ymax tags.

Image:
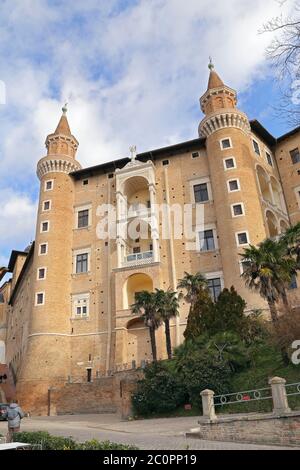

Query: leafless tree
<box><xmin>260</xmin><ymin>1</ymin><xmax>300</xmax><ymax>126</ymax></box>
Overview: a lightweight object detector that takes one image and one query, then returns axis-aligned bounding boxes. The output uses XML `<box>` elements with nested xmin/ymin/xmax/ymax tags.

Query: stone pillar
<box><xmin>269</xmin><ymin>376</ymin><xmax>291</xmax><ymax>415</ymax></box>
<box><xmin>200</xmin><ymin>389</ymin><xmax>217</xmax><ymax>421</ymax></box>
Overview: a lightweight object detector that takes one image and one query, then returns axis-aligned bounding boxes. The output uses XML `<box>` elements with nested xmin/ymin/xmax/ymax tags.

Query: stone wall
<box><xmin>47</xmin><ymin>371</ymin><xmax>140</xmax><ymax>417</ymax></box>
<box><xmin>188</xmin><ymin>412</ymin><xmax>300</xmax><ymax>447</ymax></box>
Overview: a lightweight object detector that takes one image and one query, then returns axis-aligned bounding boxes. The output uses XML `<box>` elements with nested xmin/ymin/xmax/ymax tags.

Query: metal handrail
<box><xmin>214</xmin><ymin>386</ymin><xmax>272</xmax><ymax>406</ymax></box>
<box><xmin>285</xmin><ymin>382</ymin><xmax>300</xmax><ymax>397</ymax></box>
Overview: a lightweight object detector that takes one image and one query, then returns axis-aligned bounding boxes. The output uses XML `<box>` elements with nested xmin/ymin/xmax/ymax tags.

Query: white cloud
<box><xmin>0</xmin><ymin>189</ymin><xmax>37</xmax><ymax>265</ymax></box>
<box><xmin>0</xmin><ymin>0</ymin><xmax>296</xmax><ymax>264</ymax></box>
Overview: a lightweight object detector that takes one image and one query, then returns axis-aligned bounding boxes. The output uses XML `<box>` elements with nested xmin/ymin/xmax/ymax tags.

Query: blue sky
<box><xmin>0</xmin><ymin>0</ymin><xmax>296</xmax><ymax>268</ymax></box>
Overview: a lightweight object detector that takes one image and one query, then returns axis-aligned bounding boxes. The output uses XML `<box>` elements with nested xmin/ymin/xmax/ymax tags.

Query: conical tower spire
<box><xmin>45</xmin><ymin>104</ymin><xmax>79</xmax><ymax>159</ymax></box>
<box><xmin>199</xmin><ymin>59</ymin><xmax>237</xmax><ymax>117</ymax></box>
<box><xmin>207</xmin><ymin>58</ymin><xmax>225</xmax><ymax>90</ymax></box>
<box><xmin>54</xmin><ymin>104</ymin><xmax>72</xmax><ymax>136</ymax></box>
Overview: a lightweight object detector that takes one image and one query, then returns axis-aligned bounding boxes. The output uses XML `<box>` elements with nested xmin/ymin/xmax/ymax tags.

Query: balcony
<box><xmin>127</xmin><ymin>204</ymin><xmax>151</xmax><ymax>219</ymax></box>
<box><xmin>122</xmin><ymin>250</ymin><xmax>154</xmax><ymax>267</ymax></box>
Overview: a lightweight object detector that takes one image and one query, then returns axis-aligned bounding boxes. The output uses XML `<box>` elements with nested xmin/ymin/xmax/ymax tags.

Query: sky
<box><xmin>0</xmin><ymin>0</ymin><xmax>296</xmax><ymax>269</ymax></box>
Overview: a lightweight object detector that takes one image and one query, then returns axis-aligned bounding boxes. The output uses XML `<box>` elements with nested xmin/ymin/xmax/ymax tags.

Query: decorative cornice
<box><xmin>199</xmin><ymin>109</ymin><xmax>251</xmax><ymax>137</ymax></box>
<box><xmin>37</xmin><ymin>157</ymin><xmax>81</xmax><ymax>180</ymax></box>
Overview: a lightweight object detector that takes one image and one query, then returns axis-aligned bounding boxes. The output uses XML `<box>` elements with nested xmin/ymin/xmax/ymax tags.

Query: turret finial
<box><xmin>62</xmin><ymin>102</ymin><xmax>68</xmax><ymax>114</ymax></box>
<box><xmin>208</xmin><ymin>57</ymin><xmax>214</xmax><ymax>71</ymax></box>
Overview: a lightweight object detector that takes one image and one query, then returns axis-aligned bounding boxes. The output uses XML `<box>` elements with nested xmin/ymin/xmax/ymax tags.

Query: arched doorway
<box><xmin>123</xmin><ymin>273</ymin><xmax>153</xmax><ymax>310</ymax></box>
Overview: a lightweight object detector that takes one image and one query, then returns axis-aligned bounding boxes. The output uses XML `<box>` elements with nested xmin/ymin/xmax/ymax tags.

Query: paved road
<box><xmin>0</xmin><ymin>414</ymin><xmax>296</xmax><ymax>450</ymax></box>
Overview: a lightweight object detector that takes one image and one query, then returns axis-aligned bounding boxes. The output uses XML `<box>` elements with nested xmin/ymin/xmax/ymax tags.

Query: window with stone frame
<box><xmin>290</xmin><ymin>148</ymin><xmax>300</xmax><ymax>165</ymax></box>
<box><xmin>78</xmin><ymin>209</ymin><xmax>89</xmax><ymax>228</ymax></box>
<box><xmin>199</xmin><ymin>229</ymin><xmax>215</xmax><ymax>251</ymax></box>
<box><xmin>194</xmin><ymin>183</ymin><xmax>209</xmax><ymax>203</ymax></box>
<box><xmin>76</xmin><ymin>253</ymin><xmax>88</xmax><ymax>273</ymax></box>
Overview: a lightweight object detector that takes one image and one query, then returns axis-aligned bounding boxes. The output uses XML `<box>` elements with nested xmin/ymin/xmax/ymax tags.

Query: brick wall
<box><xmin>48</xmin><ymin>371</ymin><xmax>140</xmax><ymax>417</ymax></box>
<box><xmin>188</xmin><ymin>412</ymin><xmax>300</xmax><ymax>447</ymax></box>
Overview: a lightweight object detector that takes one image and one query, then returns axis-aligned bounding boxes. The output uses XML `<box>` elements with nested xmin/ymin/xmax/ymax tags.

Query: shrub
<box><xmin>13</xmin><ymin>431</ymin><xmax>138</xmax><ymax>450</ymax></box>
<box><xmin>175</xmin><ymin>349</ymin><xmax>232</xmax><ymax>406</ymax></box>
<box><xmin>132</xmin><ymin>362</ymin><xmax>187</xmax><ymax>416</ymax></box>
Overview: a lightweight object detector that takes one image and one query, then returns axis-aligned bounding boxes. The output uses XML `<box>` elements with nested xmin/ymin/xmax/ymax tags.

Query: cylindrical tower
<box><xmin>199</xmin><ymin>63</ymin><xmax>268</xmax><ymax>309</ymax></box>
<box><xmin>17</xmin><ymin>107</ymin><xmax>81</xmax><ymax>413</ymax></box>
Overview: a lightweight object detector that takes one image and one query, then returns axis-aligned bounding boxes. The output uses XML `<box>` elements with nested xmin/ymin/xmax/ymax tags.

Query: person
<box><xmin>6</xmin><ymin>400</ymin><xmax>25</xmax><ymax>442</ymax></box>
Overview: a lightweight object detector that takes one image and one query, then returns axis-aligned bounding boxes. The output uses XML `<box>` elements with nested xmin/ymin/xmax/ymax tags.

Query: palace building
<box><xmin>1</xmin><ymin>63</ymin><xmax>300</xmax><ymax>414</ymax></box>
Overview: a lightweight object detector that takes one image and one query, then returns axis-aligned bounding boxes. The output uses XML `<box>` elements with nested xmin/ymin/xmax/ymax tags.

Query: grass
<box><xmin>216</xmin><ymin>342</ymin><xmax>300</xmax><ymax>415</ymax></box>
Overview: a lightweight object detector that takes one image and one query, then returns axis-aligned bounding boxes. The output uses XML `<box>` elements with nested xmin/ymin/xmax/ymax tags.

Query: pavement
<box><xmin>0</xmin><ymin>413</ymin><xmax>297</xmax><ymax>450</ymax></box>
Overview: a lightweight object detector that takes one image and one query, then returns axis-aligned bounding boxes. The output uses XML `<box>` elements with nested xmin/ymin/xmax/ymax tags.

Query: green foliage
<box><xmin>132</xmin><ymin>362</ymin><xmax>187</xmax><ymax>416</ymax></box>
<box><xmin>183</xmin><ymin>287</ymin><xmax>213</xmax><ymax>340</ymax></box>
<box><xmin>13</xmin><ymin>431</ymin><xmax>138</xmax><ymax>450</ymax></box>
<box><xmin>183</xmin><ymin>286</ymin><xmax>267</xmax><ymax>344</ymax></box>
<box><xmin>175</xmin><ymin>349</ymin><xmax>232</xmax><ymax>405</ymax></box>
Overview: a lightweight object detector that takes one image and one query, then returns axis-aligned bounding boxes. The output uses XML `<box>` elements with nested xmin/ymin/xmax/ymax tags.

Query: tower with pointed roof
<box><xmin>198</xmin><ymin>61</ymin><xmax>269</xmax><ymax>301</ymax></box>
<box><xmin>16</xmin><ymin>108</ymin><xmax>81</xmax><ymax>410</ymax></box>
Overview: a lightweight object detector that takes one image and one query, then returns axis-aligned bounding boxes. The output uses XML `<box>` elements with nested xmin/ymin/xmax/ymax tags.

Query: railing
<box><xmin>285</xmin><ymin>382</ymin><xmax>300</xmax><ymax>397</ymax></box>
<box><xmin>214</xmin><ymin>387</ymin><xmax>272</xmax><ymax>407</ymax></box>
<box><xmin>123</xmin><ymin>250</ymin><xmax>154</xmax><ymax>267</ymax></box>
<box><xmin>200</xmin><ymin>378</ymin><xmax>300</xmax><ymax>421</ymax></box>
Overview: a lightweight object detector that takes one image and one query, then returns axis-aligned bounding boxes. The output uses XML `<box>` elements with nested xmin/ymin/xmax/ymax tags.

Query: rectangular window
<box><xmin>133</xmin><ymin>247</ymin><xmax>141</xmax><ymax>254</ymax></box>
<box><xmin>162</xmin><ymin>159</ymin><xmax>169</xmax><ymax>166</ymax></box>
<box><xmin>266</xmin><ymin>152</ymin><xmax>273</xmax><ymax>166</ymax></box>
<box><xmin>207</xmin><ymin>278</ymin><xmax>222</xmax><ymax>302</ymax></box>
<box><xmin>36</xmin><ymin>292</ymin><xmax>45</xmax><ymax>306</ymax></box>
<box><xmin>82</xmin><ymin>179</ymin><xmax>89</xmax><ymax>186</ymax></box>
<box><xmin>39</xmin><ymin>243</ymin><xmax>48</xmax><ymax>255</ymax></box>
<box><xmin>228</xmin><ymin>179</ymin><xmax>240</xmax><ymax>192</ymax></box>
<box><xmin>253</xmin><ymin>140</ymin><xmax>260</xmax><ymax>156</ymax></box>
<box><xmin>192</xmin><ymin>151</ymin><xmax>200</xmax><ymax>159</ymax></box>
<box><xmin>38</xmin><ymin>268</ymin><xmax>46</xmax><ymax>280</ymax></box>
<box><xmin>76</xmin><ymin>253</ymin><xmax>88</xmax><ymax>273</ymax></box>
<box><xmin>199</xmin><ymin>230</ymin><xmax>215</xmax><ymax>251</ymax></box>
<box><xmin>78</xmin><ymin>209</ymin><xmax>89</xmax><ymax>228</ymax></box>
<box><xmin>87</xmin><ymin>368</ymin><xmax>92</xmax><ymax>383</ymax></box>
<box><xmin>223</xmin><ymin>157</ymin><xmax>236</xmax><ymax>170</ymax></box>
<box><xmin>231</xmin><ymin>203</ymin><xmax>244</xmax><ymax>217</ymax></box>
<box><xmin>43</xmin><ymin>200</ymin><xmax>51</xmax><ymax>211</ymax></box>
<box><xmin>41</xmin><ymin>221</ymin><xmax>49</xmax><ymax>233</ymax></box>
<box><xmin>73</xmin><ymin>293</ymin><xmax>90</xmax><ymax>319</ymax></box>
<box><xmin>194</xmin><ymin>183</ymin><xmax>209</xmax><ymax>203</ymax></box>
<box><xmin>45</xmin><ymin>180</ymin><xmax>53</xmax><ymax>191</ymax></box>
<box><xmin>220</xmin><ymin>138</ymin><xmax>232</xmax><ymax>150</ymax></box>
<box><xmin>236</xmin><ymin>231</ymin><xmax>249</xmax><ymax>246</ymax></box>
<box><xmin>240</xmin><ymin>260</ymin><xmax>251</xmax><ymax>274</ymax></box>
<box><xmin>290</xmin><ymin>148</ymin><xmax>300</xmax><ymax>164</ymax></box>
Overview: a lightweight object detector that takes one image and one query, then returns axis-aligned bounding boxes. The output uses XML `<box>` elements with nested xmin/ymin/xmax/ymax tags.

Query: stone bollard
<box><xmin>269</xmin><ymin>376</ymin><xmax>291</xmax><ymax>415</ymax></box>
<box><xmin>200</xmin><ymin>389</ymin><xmax>217</xmax><ymax>421</ymax></box>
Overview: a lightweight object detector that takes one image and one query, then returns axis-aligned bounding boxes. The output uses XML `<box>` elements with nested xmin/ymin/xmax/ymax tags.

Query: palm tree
<box><xmin>177</xmin><ymin>272</ymin><xmax>208</xmax><ymax>307</ymax></box>
<box><xmin>281</xmin><ymin>222</ymin><xmax>300</xmax><ymax>268</ymax></box>
<box><xmin>155</xmin><ymin>288</ymin><xmax>181</xmax><ymax>359</ymax></box>
<box><xmin>241</xmin><ymin>239</ymin><xmax>296</xmax><ymax>323</ymax></box>
<box><xmin>131</xmin><ymin>291</ymin><xmax>161</xmax><ymax>362</ymax></box>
